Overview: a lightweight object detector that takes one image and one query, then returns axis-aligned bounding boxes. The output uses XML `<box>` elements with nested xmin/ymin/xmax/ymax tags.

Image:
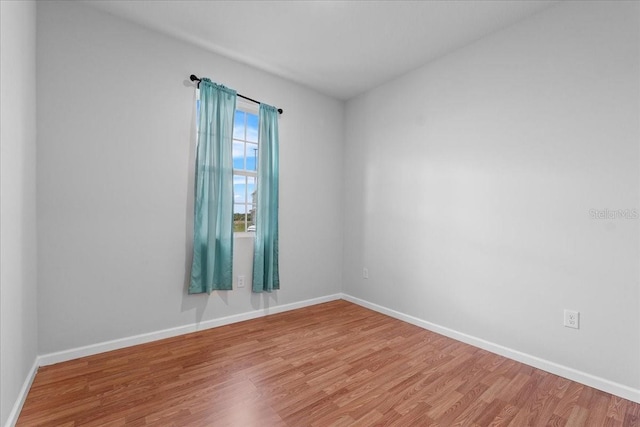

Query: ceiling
<box><xmin>85</xmin><ymin>1</ymin><xmax>559</xmax><ymax>100</ymax></box>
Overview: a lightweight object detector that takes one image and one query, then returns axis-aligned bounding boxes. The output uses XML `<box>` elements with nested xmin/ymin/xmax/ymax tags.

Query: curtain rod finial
<box><xmin>190</xmin><ymin>74</ymin><xmax>199</xmax><ymax>82</ymax></box>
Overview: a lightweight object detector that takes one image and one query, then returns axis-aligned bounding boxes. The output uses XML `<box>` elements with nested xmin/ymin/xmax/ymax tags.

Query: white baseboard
<box><xmin>4</xmin><ymin>358</ymin><xmax>39</xmax><ymax>427</ymax></box>
<box><xmin>39</xmin><ymin>293</ymin><xmax>342</xmax><ymax>367</ymax></box>
<box><xmin>341</xmin><ymin>293</ymin><xmax>640</xmax><ymax>404</ymax></box>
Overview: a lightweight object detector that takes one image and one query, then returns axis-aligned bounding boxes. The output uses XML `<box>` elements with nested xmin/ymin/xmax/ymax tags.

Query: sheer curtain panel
<box><xmin>189</xmin><ymin>79</ymin><xmax>237</xmax><ymax>294</ymax></box>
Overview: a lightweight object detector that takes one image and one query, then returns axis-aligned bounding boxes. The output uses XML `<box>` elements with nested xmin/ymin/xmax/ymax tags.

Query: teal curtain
<box><xmin>252</xmin><ymin>104</ymin><xmax>280</xmax><ymax>292</ymax></box>
<box><xmin>189</xmin><ymin>79</ymin><xmax>237</xmax><ymax>294</ymax></box>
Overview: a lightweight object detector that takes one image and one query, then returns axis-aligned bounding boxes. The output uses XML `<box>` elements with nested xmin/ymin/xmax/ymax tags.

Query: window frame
<box><xmin>233</xmin><ymin>99</ymin><xmax>259</xmax><ymax>236</ymax></box>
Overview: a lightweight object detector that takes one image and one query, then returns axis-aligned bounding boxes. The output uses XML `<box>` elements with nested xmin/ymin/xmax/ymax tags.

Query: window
<box><xmin>233</xmin><ymin>105</ymin><xmax>259</xmax><ymax>232</ymax></box>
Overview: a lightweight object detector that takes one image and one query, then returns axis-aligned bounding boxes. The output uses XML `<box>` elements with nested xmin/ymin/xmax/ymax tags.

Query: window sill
<box><xmin>234</xmin><ymin>232</ymin><xmax>255</xmax><ymax>239</ymax></box>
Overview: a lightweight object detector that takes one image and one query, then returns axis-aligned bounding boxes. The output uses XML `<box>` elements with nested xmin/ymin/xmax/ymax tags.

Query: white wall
<box><xmin>0</xmin><ymin>1</ymin><xmax>39</xmax><ymax>425</ymax></box>
<box><xmin>36</xmin><ymin>1</ymin><xmax>344</xmax><ymax>354</ymax></box>
<box><xmin>344</xmin><ymin>0</ymin><xmax>639</xmax><ymax>391</ymax></box>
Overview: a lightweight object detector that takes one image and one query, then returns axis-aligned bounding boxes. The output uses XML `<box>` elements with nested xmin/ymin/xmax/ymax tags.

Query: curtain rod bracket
<box><xmin>189</xmin><ymin>74</ymin><xmax>200</xmax><ymax>88</ymax></box>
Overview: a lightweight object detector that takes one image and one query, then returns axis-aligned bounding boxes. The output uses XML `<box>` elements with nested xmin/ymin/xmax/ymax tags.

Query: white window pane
<box><xmin>246</xmin><ymin>143</ymin><xmax>258</xmax><ymax>171</ymax></box>
<box><xmin>233</xmin><ymin>141</ymin><xmax>244</xmax><ymax>169</ymax></box>
<box><xmin>233</xmin><ymin>110</ymin><xmax>246</xmax><ymax>140</ymax></box>
<box><xmin>249</xmin><ymin>203</ymin><xmax>256</xmax><ymax>230</ymax></box>
<box><xmin>233</xmin><ymin>208</ymin><xmax>247</xmax><ymax>232</ymax></box>
<box><xmin>234</xmin><ymin>175</ymin><xmax>246</xmax><ymax>203</ymax></box>
<box><xmin>247</xmin><ymin>113</ymin><xmax>258</xmax><ymax>142</ymax></box>
<box><xmin>247</xmin><ymin>177</ymin><xmax>256</xmax><ymax>204</ymax></box>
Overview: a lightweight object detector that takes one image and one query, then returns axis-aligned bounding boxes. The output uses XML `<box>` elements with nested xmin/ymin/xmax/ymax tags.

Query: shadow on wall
<box><xmin>252</xmin><ymin>291</ymin><xmax>278</xmax><ymax>312</ymax></box>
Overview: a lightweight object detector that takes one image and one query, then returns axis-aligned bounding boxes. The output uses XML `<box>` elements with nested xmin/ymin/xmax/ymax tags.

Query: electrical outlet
<box><xmin>564</xmin><ymin>309</ymin><xmax>579</xmax><ymax>329</ymax></box>
<box><xmin>238</xmin><ymin>275</ymin><xmax>245</xmax><ymax>288</ymax></box>
<box><xmin>363</xmin><ymin>268</ymin><xmax>369</xmax><ymax>279</ymax></box>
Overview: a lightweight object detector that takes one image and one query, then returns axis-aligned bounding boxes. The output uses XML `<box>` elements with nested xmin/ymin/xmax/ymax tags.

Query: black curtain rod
<box><xmin>190</xmin><ymin>75</ymin><xmax>283</xmax><ymax>115</ymax></box>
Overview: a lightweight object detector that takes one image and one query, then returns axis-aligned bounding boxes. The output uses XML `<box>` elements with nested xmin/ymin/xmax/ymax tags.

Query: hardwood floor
<box><xmin>17</xmin><ymin>300</ymin><xmax>640</xmax><ymax>426</ymax></box>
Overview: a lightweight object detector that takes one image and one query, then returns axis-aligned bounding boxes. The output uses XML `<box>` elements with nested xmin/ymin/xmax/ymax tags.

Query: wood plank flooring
<box><xmin>17</xmin><ymin>300</ymin><xmax>640</xmax><ymax>426</ymax></box>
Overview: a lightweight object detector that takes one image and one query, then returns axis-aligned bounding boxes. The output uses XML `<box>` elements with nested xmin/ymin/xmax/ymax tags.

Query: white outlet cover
<box><xmin>564</xmin><ymin>309</ymin><xmax>579</xmax><ymax>329</ymax></box>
